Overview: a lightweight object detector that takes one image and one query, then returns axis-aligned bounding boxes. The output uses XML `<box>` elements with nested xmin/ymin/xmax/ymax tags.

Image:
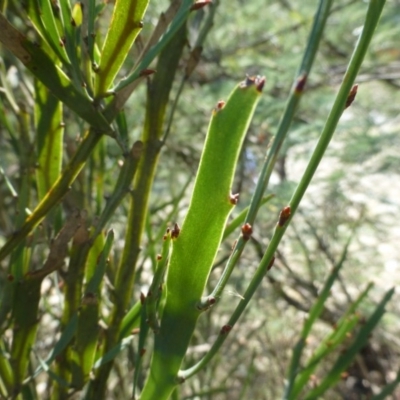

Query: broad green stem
<box><xmin>140</xmin><ymin>77</ymin><xmax>264</xmax><ymax>400</ymax></box>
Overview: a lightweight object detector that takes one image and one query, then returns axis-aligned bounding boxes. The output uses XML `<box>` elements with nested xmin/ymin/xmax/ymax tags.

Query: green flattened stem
<box><xmin>34</xmin><ymin>80</ymin><xmax>64</xmax><ymax>230</ymax></box>
<box><xmin>10</xmin><ymin>277</ymin><xmax>42</xmax><ymax>392</ymax></box>
<box><xmin>86</xmin><ymin>0</ymin><xmax>97</xmax><ymax>63</ymax></box>
<box><xmin>0</xmin><ymin>340</ymin><xmax>14</xmax><ymax>397</ymax></box>
<box><xmin>71</xmin><ymin>231</ymin><xmax>113</xmax><ymax>388</ymax></box>
<box><xmin>34</xmin><ymin>80</ymin><xmax>64</xmax><ymax>201</ymax></box>
<box><xmin>111</xmin><ymin>0</ymin><xmax>193</xmax><ymax>93</ymax></box>
<box><xmin>94</xmin><ymin>0</ymin><xmax>149</xmax><ymax>97</ymax></box>
<box><xmin>145</xmin><ymin>229</ymin><xmax>173</xmax><ymax>332</ymax></box>
<box><xmin>140</xmin><ymin>76</ymin><xmax>264</xmax><ymax>400</ymax></box>
<box><xmin>0</xmin><ymin>14</ymin><xmax>110</xmax><ymax>130</ymax></box>
<box><xmin>92</xmin><ymin>141</ymin><xmax>143</xmax><ymax>238</ymax></box>
<box><xmin>30</xmin><ymin>0</ymin><xmax>70</xmax><ymax>66</ymax></box>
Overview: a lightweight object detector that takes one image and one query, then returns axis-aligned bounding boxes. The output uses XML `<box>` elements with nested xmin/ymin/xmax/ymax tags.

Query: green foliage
<box><xmin>0</xmin><ymin>0</ymin><xmax>398</xmax><ymax>399</ymax></box>
<box><xmin>94</xmin><ymin>0</ymin><xmax>149</xmax><ymax>97</ymax></box>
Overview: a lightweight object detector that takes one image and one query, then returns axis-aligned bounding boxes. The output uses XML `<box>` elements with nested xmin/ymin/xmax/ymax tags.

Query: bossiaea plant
<box><xmin>0</xmin><ymin>0</ymin><xmax>396</xmax><ymax>399</ymax></box>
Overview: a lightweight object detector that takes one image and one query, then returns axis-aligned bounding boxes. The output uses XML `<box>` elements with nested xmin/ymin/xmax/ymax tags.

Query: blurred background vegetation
<box><xmin>1</xmin><ymin>0</ymin><xmax>399</xmax><ymax>398</ymax></box>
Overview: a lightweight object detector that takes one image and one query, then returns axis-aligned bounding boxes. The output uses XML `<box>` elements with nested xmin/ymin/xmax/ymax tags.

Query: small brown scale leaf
<box><xmin>131</xmin><ymin>140</ymin><xmax>143</xmax><ymax>159</ymax></box>
<box><xmin>82</xmin><ymin>292</ymin><xmax>97</xmax><ymax>306</ymax></box>
<box><xmin>171</xmin><ymin>223</ymin><xmax>180</xmax><ymax>239</ymax></box>
<box><xmin>278</xmin><ymin>206</ymin><xmax>291</xmax><ymax>227</ymax></box>
<box><xmin>213</xmin><ymin>100</ymin><xmax>226</xmax><ymax>114</ymax></box>
<box><xmin>341</xmin><ymin>372</ymin><xmax>349</xmax><ymax>379</ymax></box>
<box><xmin>220</xmin><ymin>324</ymin><xmax>232</xmax><ymax>335</ymax></box>
<box><xmin>240</xmin><ymin>75</ymin><xmax>265</xmax><ymax>92</ymax></box>
<box><xmin>185</xmin><ymin>46</ymin><xmax>202</xmax><ymax>77</ymax></box>
<box><xmin>190</xmin><ymin>0</ymin><xmax>212</xmax><ymax>11</ymax></box>
<box><xmin>345</xmin><ymin>84</ymin><xmax>358</xmax><ymax>108</ymax></box>
<box><xmin>230</xmin><ymin>193</ymin><xmax>239</xmax><ymax>205</ymax></box>
<box><xmin>295</xmin><ymin>73</ymin><xmax>307</xmax><ymax>94</ymax></box>
<box><xmin>241</xmin><ymin>223</ymin><xmax>253</xmax><ymax>240</ymax></box>
<box><xmin>267</xmin><ymin>256</ymin><xmax>275</xmax><ymax>271</ymax></box>
<box><xmin>139</xmin><ymin>68</ymin><xmax>156</xmax><ymax>77</ymax></box>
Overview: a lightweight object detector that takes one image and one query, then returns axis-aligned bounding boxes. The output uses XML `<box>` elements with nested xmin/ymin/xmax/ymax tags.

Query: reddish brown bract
<box><xmin>295</xmin><ymin>73</ymin><xmax>307</xmax><ymax>93</ymax></box>
<box><xmin>345</xmin><ymin>84</ymin><xmax>358</xmax><ymax>108</ymax></box>
<box><xmin>267</xmin><ymin>256</ymin><xmax>275</xmax><ymax>271</ymax></box>
<box><xmin>139</xmin><ymin>69</ymin><xmax>156</xmax><ymax>77</ymax></box>
<box><xmin>240</xmin><ymin>75</ymin><xmax>265</xmax><ymax>92</ymax></box>
<box><xmin>190</xmin><ymin>0</ymin><xmax>212</xmax><ymax>11</ymax></box>
<box><xmin>230</xmin><ymin>193</ymin><xmax>239</xmax><ymax>205</ymax></box>
<box><xmin>220</xmin><ymin>324</ymin><xmax>232</xmax><ymax>335</ymax></box>
<box><xmin>278</xmin><ymin>206</ymin><xmax>291</xmax><ymax>227</ymax></box>
<box><xmin>241</xmin><ymin>223</ymin><xmax>253</xmax><ymax>240</ymax></box>
<box><xmin>171</xmin><ymin>223</ymin><xmax>180</xmax><ymax>239</ymax></box>
<box><xmin>214</xmin><ymin>100</ymin><xmax>226</xmax><ymax>114</ymax></box>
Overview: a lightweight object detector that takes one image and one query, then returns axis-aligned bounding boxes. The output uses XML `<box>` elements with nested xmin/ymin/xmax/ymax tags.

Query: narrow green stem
<box><xmin>289</xmin><ymin>0</ymin><xmax>386</xmax><ymax>217</ymax></box>
<box><xmin>246</xmin><ymin>0</ymin><xmax>333</xmax><ymax>225</ymax></box>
